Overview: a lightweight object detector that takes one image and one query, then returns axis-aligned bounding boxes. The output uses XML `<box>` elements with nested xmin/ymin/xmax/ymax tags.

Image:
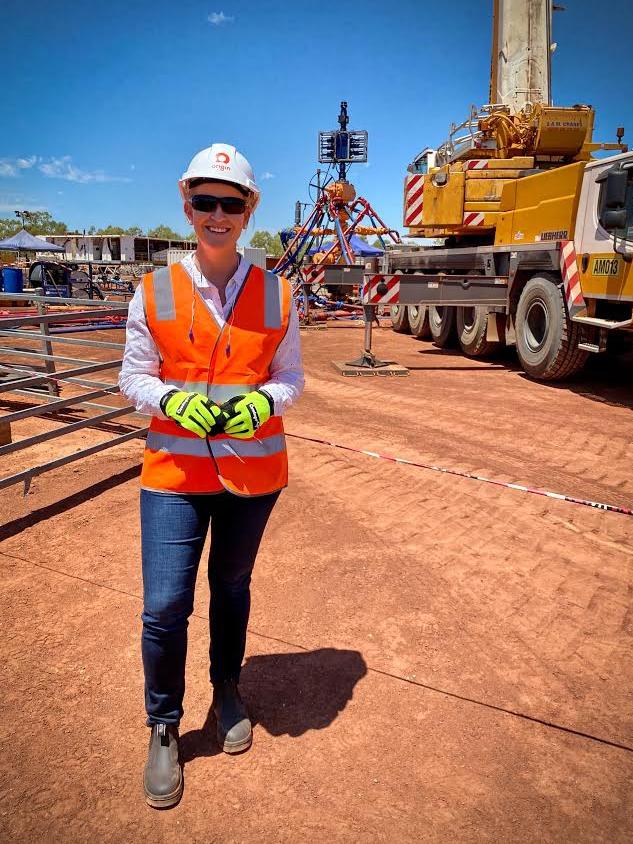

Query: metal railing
<box><xmin>435</xmin><ymin>103</ymin><xmax>510</xmax><ymax>167</ymax></box>
<box><xmin>0</xmin><ymin>291</ymin><xmax>147</xmax><ymax>493</ymax></box>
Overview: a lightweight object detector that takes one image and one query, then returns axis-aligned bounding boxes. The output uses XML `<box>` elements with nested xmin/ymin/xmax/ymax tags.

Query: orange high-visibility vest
<box><xmin>140</xmin><ymin>261</ymin><xmax>291</xmax><ymax>496</ymax></box>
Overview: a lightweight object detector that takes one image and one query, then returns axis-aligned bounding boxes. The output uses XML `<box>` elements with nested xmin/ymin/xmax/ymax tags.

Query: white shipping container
<box><xmin>152</xmin><ymin>248</ymin><xmax>193</xmax><ymax>265</ymax></box>
<box><xmin>240</xmin><ymin>247</ymin><xmax>266</xmax><ymax>269</ymax></box>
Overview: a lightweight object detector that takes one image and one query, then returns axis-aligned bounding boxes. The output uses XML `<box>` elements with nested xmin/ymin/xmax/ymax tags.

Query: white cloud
<box><xmin>0</xmin><ymin>154</ymin><xmax>131</xmax><ymax>185</ymax></box>
<box><xmin>260</xmin><ymin>171</ymin><xmax>275</xmax><ymax>180</ymax></box>
<box><xmin>38</xmin><ymin>156</ymin><xmax>132</xmax><ymax>184</ymax></box>
<box><xmin>17</xmin><ymin>156</ymin><xmax>38</xmax><ymax>169</ymax></box>
<box><xmin>208</xmin><ymin>11</ymin><xmax>234</xmax><ymax>25</ymax></box>
<box><xmin>0</xmin><ymin>156</ymin><xmax>39</xmax><ymax>178</ymax></box>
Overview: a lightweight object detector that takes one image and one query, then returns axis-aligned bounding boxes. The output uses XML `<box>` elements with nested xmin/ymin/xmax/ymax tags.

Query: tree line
<box><xmin>1</xmin><ymin>214</ymin><xmax>286</xmax><ymax>253</ymax></box>
<box><xmin>0</xmin><ymin>213</ymin><xmax>195</xmax><ymax>242</ymax></box>
<box><xmin>1</xmin><ymin>213</ymin><xmax>383</xmax><ymax>256</ymax></box>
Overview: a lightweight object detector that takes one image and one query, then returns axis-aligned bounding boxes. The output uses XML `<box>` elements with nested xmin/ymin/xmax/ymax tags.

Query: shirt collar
<box><xmin>181</xmin><ymin>251</ymin><xmax>251</xmax><ymax>288</ymax></box>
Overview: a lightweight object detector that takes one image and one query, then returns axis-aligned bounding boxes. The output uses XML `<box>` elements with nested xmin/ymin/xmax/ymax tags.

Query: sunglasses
<box><xmin>190</xmin><ymin>194</ymin><xmax>248</xmax><ymax>215</ymax></box>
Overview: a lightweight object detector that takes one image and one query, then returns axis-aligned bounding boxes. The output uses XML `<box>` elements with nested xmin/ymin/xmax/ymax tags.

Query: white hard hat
<box><xmin>179</xmin><ymin>143</ymin><xmax>260</xmax><ymax>212</ymax></box>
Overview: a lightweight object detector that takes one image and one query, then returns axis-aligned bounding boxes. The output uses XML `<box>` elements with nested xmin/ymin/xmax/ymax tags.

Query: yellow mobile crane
<box><xmin>378</xmin><ymin>0</ymin><xmax>632</xmax><ymax>380</ymax></box>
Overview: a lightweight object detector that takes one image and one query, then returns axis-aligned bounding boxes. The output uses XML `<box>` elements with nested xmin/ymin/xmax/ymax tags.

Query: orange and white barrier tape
<box><xmin>287</xmin><ymin>432</ymin><xmax>633</xmax><ymax>517</ymax></box>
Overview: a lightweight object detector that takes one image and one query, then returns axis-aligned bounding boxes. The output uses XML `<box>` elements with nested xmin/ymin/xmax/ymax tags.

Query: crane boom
<box><xmin>489</xmin><ymin>0</ymin><xmax>552</xmax><ymax>110</ymax></box>
<box><xmin>403</xmin><ymin>0</ymin><xmax>626</xmax><ymax>240</ymax></box>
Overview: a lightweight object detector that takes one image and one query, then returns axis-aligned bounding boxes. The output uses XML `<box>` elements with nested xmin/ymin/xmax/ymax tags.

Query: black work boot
<box><xmin>212</xmin><ymin>679</ymin><xmax>252</xmax><ymax>754</ymax></box>
<box><xmin>143</xmin><ymin>723</ymin><xmax>183</xmax><ymax>808</ymax></box>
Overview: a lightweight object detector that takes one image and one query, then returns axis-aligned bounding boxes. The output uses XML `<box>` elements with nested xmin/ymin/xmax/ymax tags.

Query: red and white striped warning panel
<box><xmin>404</xmin><ymin>174</ymin><xmax>424</xmax><ymax>227</ymax></box>
<box><xmin>462</xmin><ymin>212</ymin><xmax>485</xmax><ymax>227</ymax></box>
<box><xmin>466</xmin><ymin>160</ymin><xmax>489</xmax><ymax>170</ymax></box>
<box><xmin>560</xmin><ymin>240</ymin><xmax>586</xmax><ymax>314</ymax></box>
<box><xmin>363</xmin><ymin>275</ymin><xmax>401</xmax><ymax>305</ymax></box>
<box><xmin>301</xmin><ymin>266</ymin><xmax>326</xmax><ymax>287</ymax></box>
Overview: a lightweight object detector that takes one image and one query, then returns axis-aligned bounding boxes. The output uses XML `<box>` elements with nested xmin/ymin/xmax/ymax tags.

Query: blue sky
<box><xmin>2</xmin><ymin>0</ymin><xmax>632</xmax><ymax>240</ymax></box>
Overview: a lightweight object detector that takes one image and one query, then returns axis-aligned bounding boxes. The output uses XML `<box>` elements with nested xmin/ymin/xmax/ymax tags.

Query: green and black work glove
<box><xmin>160</xmin><ymin>390</ymin><xmax>226</xmax><ymax>438</ymax></box>
<box><xmin>221</xmin><ymin>389</ymin><xmax>274</xmax><ymax>439</ymax></box>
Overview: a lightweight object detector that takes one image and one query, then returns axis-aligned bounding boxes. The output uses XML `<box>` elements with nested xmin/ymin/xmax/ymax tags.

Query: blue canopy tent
<box><xmin>0</xmin><ymin>229</ymin><xmax>66</xmax><ymax>253</ymax></box>
<box><xmin>0</xmin><ymin>230</ymin><xmax>66</xmax><ymax>294</ymax></box>
<box><xmin>307</xmin><ymin>234</ymin><xmax>383</xmax><ymax>257</ymax></box>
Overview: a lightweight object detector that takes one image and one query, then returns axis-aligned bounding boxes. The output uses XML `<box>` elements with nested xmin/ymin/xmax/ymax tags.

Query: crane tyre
<box><xmin>408</xmin><ymin>304</ymin><xmax>431</xmax><ymax>339</ymax></box>
<box><xmin>515</xmin><ymin>274</ymin><xmax>588</xmax><ymax>380</ymax></box>
<box><xmin>429</xmin><ymin>306</ymin><xmax>456</xmax><ymax>348</ymax></box>
<box><xmin>456</xmin><ymin>306</ymin><xmax>497</xmax><ymax>357</ymax></box>
<box><xmin>390</xmin><ymin>304</ymin><xmax>411</xmax><ymax>334</ymax></box>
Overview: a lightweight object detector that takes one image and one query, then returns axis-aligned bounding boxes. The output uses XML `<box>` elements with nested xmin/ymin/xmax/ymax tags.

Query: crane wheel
<box><xmin>408</xmin><ymin>304</ymin><xmax>431</xmax><ymax>339</ymax></box>
<box><xmin>515</xmin><ymin>274</ymin><xmax>588</xmax><ymax>380</ymax></box>
<box><xmin>390</xmin><ymin>305</ymin><xmax>411</xmax><ymax>334</ymax></box>
<box><xmin>429</xmin><ymin>306</ymin><xmax>456</xmax><ymax>348</ymax></box>
<box><xmin>456</xmin><ymin>306</ymin><xmax>497</xmax><ymax>357</ymax></box>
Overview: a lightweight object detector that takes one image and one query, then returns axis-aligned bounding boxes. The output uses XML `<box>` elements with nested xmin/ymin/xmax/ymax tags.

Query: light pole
<box><xmin>14</xmin><ymin>210</ymin><xmax>34</xmax><ymax>230</ymax></box>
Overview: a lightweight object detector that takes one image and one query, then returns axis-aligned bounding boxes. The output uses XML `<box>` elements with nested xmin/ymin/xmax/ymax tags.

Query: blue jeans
<box><xmin>140</xmin><ymin>488</ymin><xmax>280</xmax><ymax>726</ymax></box>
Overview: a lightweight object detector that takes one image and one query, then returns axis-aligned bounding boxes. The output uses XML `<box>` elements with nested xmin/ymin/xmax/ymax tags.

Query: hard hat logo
<box><xmin>215</xmin><ymin>152</ymin><xmax>230</xmax><ymax>164</ymax></box>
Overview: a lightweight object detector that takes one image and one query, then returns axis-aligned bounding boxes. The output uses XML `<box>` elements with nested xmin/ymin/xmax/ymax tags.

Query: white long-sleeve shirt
<box><xmin>119</xmin><ymin>253</ymin><xmax>304</xmax><ymax>417</ymax></box>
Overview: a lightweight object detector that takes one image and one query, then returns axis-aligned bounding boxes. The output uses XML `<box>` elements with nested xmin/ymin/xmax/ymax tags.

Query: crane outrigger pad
<box><xmin>332</xmin><ymin>359</ymin><xmax>409</xmax><ymax>377</ymax></box>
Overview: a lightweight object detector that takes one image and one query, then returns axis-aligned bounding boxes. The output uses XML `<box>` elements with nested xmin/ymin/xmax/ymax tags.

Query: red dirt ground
<box><xmin>1</xmin><ymin>323</ymin><xmax>633</xmax><ymax>842</ymax></box>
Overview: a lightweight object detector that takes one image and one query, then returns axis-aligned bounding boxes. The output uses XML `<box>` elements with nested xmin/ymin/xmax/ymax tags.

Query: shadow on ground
<box><xmin>0</xmin><ymin>464</ymin><xmax>141</xmax><ymax>539</ymax></box>
<box><xmin>180</xmin><ymin>648</ymin><xmax>367</xmax><ymax>763</ymax></box>
<box><xmin>415</xmin><ymin>340</ymin><xmax>633</xmax><ymax>409</ymax></box>
<box><xmin>535</xmin><ymin>350</ymin><xmax>633</xmax><ymax>411</ymax></box>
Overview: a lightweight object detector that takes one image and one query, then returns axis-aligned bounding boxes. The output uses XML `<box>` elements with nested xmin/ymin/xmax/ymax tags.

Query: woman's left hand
<box><xmin>223</xmin><ymin>390</ymin><xmax>273</xmax><ymax>439</ymax></box>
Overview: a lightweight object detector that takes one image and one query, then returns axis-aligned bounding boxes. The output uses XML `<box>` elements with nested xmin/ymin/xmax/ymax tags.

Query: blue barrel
<box><xmin>2</xmin><ymin>268</ymin><xmax>23</xmax><ymax>294</ymax></box>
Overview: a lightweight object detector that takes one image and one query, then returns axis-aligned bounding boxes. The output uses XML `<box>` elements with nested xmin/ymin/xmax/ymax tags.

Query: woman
<box><xmin>119</xmin><ymin>143</ymin><xmax>304</xmax><ymax>808</ymax></box>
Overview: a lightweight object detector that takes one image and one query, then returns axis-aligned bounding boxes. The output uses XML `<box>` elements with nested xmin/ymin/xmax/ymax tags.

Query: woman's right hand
<box><xmin>160</xmin><ymin>390</ymin><xmax>226</xmax><ymax>438</ymax></box>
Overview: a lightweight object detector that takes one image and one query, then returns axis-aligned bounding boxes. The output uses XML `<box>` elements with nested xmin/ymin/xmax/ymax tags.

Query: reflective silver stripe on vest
<box><xmin>263</xmin><ymin>271</ymin><xmax>282</xmax><ymax>330</ymax></box>
<box><xmin>146</xmin><ymin>432</ymin><xmax>208</xmax><ymax>457</ymax></box>
<box><xmin>152</xmin><ymin>266</ymin><xmax>176</xmax><ymax>321</ymax></box>
<box><xmin>210</xmin><ymin>434</ymin><xmax>285</xmax><ymax>458</ymax></box>
<box><xmin>146</xmin><ymin>431</ymin><xmax>285</xmax><ymax>458</ymax></box>
<box><xmin>169</xmin><ymin>381</ymin><xmax>265</xmax><ymax>404</ymax></box>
